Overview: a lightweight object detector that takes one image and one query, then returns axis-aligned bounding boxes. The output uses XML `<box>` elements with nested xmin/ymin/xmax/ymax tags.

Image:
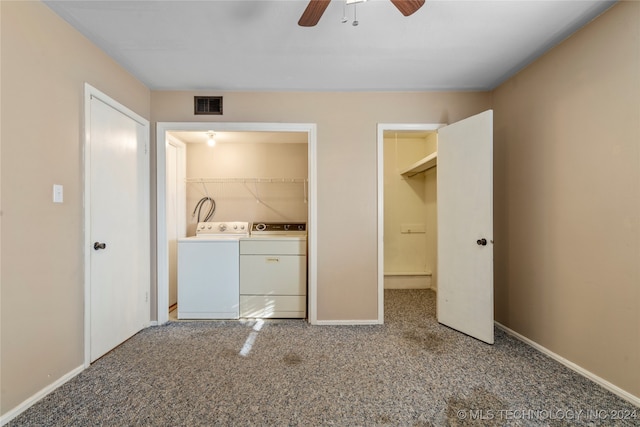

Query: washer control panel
<box><xmin>196</xmin><ymin>222</ymin><xmax>250</xmax><ymax>236</ymax></box>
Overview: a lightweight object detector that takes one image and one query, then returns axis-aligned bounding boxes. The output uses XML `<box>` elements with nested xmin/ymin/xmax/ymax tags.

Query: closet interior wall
<box><xmin>383</xmin><ymin>132</ymin><xmax>438</xmax><ymax>289</ymax></box>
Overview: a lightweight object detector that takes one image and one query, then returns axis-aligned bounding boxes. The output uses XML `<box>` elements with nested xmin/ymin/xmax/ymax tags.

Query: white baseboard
<box><xmin>384</xmin><ymin>273</ymin><xmax>432</xmax><ymax>289</ymax></box>
<box><xmin>315</xmin><ymin>319</ymin><xmax>382</xmax><ymax>325</ymax></box>
<box><xmin>495</xmin><ymin>322</ymin><xmax>640</xmax><ymax>407</ymax></box>
<box><xmin>0</xmin><ymin>365</ymin><xmax>85</xmax><ymax>426</ymax></box>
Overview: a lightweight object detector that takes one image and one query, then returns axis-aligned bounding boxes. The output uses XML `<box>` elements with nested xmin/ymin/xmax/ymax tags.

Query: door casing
<box><xmin>166</xmin><ymin>135</ymin><xmax>186</xmax><ymax>308</ymax></box>
<box><xmin>377</xmin><ymin>123</ymin><xmax>445</xmax><ymax>323</ymax></box>
<box><xmin>155</xmin><ymin>122</ymin><xmax>318</xmax><ymax>325</ymax></box>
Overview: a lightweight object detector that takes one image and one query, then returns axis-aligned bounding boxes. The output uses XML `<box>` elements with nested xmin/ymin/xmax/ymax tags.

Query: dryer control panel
<box><xmin>251</xmin><ymin>222</ymin><xmax>306</xmax><ymax>236</ymax></box>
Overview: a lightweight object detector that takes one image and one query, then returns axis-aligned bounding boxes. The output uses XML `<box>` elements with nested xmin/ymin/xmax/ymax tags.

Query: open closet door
<box><xmin>437</xmin><ymin>110</ymin><xmax>494</xmax><ymax>344</ymax></box>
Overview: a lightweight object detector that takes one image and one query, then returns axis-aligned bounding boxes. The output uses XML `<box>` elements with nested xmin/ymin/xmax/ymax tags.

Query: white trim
<box><xmin>315</xmin><ymin>319</ymin><xmax>382</xmax><ymax>326</ymax></box>
<box><xmin>307</xmin><ymin>124</ymin><xmax>319</xmax><ymax>325</ymax></box>
<box><xmin>155</xmin><ymin>122</ymin><xmax>318</xmax><ymax>325</ymax></box>
<box><xmin>159</xmin><ymin>134</ymin><xmax>187</xmax><ymax>314</ymax></box>
<box><xmin>495</xmin><ymin>322</ymin><xmax>640</xmax><ymax>407</ymax></box>
<box><xmin>0</xmin><ymin>365</ymin><xmax>84</xmax><ymax>426</ymax></box>
<box><xmin>376</xmin><ymin>124</ymin><xmax>446</xmax><ymax>324</ymax></box>
<box><xmin>384</xmin><ymin>272</ymin><xmax>432</xmax><ymax>276</ymax></box>
<box><xmin>83</xmin><ymin>83</ymin><xmax>151</xmax><ymax>367</ymax></box>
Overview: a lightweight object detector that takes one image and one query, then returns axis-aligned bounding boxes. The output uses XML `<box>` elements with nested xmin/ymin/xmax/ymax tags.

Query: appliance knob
<box><xmin>284</xmin><ymin>224</ymin><xmax>290</xmax><ymax>231</ymax></box>
<box><xmin>298</xmin><ymin>225</ymin><xmax>304</xmax><ymax>230</ymax></box>
<box><xmin>219</xmin><ymin>224</ymin><xmax>227</xmax><ymax>231</ymax></box>
<box><xmin>256</xmin><ymin>223</ymin><xmax>266</xmax><ymax>231</ymax></box>
<box><xmin>233</xmin><ymin>224</ymin><xmax>238</xmax><ymax>229</ymax></box>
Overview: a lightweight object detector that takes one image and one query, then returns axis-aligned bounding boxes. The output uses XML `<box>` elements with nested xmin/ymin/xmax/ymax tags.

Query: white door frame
<box><xmin>156</xmin><ymin>122</ymin><xmax>318</xmax><ymax>325</ymax></box>
<box><xmin>377</xmin><ymin>123</ymin><xmax>445</xmax><ymax>323</ymax></box>
<box><xmin>84</xmin><ymin>84</ymin><xmax>150</xmax><ymax>367</ymax></box>
<box><xmin>166</xmin><ymin>134</ymin><xmax>187</xmax><ymax>307</ymax></box>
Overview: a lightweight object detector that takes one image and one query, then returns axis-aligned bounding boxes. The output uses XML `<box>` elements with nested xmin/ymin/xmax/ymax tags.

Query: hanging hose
<box><xmin>192</xmin><ymin>197</ymin><xmax>216</xmax><ymax>223</ymax></box>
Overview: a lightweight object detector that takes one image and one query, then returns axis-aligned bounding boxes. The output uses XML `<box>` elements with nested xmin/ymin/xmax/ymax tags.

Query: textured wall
<box><xmin>0</xmin><ymin>0</ymin><xmax>150</xmax><ymax>416</ymax></box>
<box><xmin>184</xmin><ymin>140</ymin><xmax>308</xmax><ymax>235</ymax></box>
<box><xmin>383</xmin><ymin>134</ymin><xmax>437</xmax><ymax>276</ymax></box>
<box><xmin>493</xmin><ymin>1</ymin><xmax>640</xmax><ymax>399</ymax></box>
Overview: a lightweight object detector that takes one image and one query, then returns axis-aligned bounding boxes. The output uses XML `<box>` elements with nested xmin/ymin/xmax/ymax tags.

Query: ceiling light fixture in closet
<box><xmin>207</xmin><ymin>131</ymin><xmax>217</xmax><ymax>147</ymax></box>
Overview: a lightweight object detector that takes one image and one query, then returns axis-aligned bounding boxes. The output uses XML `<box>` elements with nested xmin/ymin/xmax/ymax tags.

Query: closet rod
<box><xmin>185</xmin><ymin>177</ymin><xmax>307</xmax><ymax>184</ymax></box>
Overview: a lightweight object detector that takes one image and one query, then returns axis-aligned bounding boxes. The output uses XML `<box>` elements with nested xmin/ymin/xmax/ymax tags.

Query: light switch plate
<box><xmin>53</xmin><ymin>184</ymin><xmax>63</xmax><ymax>203</ymax></box>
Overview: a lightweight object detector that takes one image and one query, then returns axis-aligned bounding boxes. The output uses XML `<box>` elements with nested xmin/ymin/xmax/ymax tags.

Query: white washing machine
<box><xmin>177</xmin><ymin>221</ymin><xmax>249</xmax><ymax>319</ymax></box>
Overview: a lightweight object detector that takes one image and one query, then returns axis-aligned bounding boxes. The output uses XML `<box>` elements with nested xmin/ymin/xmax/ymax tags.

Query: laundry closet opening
<box><xmin>157</xmin><ymin>123</ymin><xmax>317</xmax><ymax>325</ymax></box>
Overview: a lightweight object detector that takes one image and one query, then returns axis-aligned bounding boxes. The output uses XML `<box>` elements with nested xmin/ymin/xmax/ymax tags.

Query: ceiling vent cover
<box><xmin>194</xmin><ymin>96</ymin><xmax>223</xmax><ymax>115</ymax></box>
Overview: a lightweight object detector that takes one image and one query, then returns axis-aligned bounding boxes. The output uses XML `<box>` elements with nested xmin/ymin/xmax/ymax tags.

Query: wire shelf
<box><xmin>185</xmin><ymin>177</ymin><xmax>307</xmax><ymax>184</ymax></box>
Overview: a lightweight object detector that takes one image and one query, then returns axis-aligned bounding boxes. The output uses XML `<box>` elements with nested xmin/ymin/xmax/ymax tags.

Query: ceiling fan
<box><xmin>298</xmin><ymin>0</ymin><xmax>425</xmax><ymax>27</ymax></box>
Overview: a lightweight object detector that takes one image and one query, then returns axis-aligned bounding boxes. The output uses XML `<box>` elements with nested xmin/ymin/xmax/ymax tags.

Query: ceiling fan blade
<box><xmin>390</xmin><ymin>0</ymin><xmax>425</xmax><ymax>17</ymax></box>
<box><xmin>298</xmin><ymin>0</ymin><xmax>332</xmax><ymax>27</ymax></box>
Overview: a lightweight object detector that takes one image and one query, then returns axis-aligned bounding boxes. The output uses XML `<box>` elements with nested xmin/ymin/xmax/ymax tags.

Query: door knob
<box><xmin>94</xmin><ymin>242</ymin><xmax>107</xmax><ymax>250</ymax></box>
<box><xmin>476</xmin><ymin>238</ymin><xmax>487</xmax><ymax>246</ymax></box>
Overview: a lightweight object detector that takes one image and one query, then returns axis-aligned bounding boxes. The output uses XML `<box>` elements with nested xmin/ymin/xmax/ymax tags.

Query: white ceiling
<box><xmin>44</xmin><ymin>0</ymin><xmax>615</xmax><ymax>91</ymax></box>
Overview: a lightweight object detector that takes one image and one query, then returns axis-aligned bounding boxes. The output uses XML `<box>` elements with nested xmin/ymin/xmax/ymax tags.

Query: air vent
<box><xmin>194</xmin><ymin>96</ymin><xmax>223</xmax><ymax>115</ymax></box>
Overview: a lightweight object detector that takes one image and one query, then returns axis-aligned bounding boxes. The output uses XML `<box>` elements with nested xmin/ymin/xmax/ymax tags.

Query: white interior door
<box><xmin>437</xmin><ymin>110</ymin><xmax>494</xmax><ymax>344</ymax></box>
<box><xmin>88</xmin><ymin>91</ymin><xmax>150</xmax><ymax>362</ymax></box>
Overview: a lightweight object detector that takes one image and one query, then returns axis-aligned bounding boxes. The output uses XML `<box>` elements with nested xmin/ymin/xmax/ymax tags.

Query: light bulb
<box><xmin>207</xmin><ymin>132</ymin><xmax>216</xmax><ymax>147</ymax></box>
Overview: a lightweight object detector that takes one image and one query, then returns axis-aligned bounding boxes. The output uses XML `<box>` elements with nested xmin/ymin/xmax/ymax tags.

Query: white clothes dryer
<box><xmin>240</xmin><ymin>222</ymin><xmax>307</xmax><ymax>318</ymax></box>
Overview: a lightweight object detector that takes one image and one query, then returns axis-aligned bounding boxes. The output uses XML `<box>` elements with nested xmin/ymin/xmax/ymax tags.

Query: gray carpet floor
<box><xmin>8</xmin><ymin>290</ymin><xmax>639</xmax><ymax>426</ymax></box>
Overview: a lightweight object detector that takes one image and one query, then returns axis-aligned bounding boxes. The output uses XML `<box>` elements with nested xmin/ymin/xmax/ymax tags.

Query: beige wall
<box><xmin>184</xmin><ymin>140</ymin><xmax>308</xmax><ymax>235</ymax></box>
<box><xmin>0</xmin><ymin>1</ymin><xmax>151</xmax><ymax>415</ymax></box>
<box><xmin>151</xmin><ymin>91</ymin><xmax>491</xmax><ymax>322</ymax></box>
<box><xmin>493</xmin><ymin>1</ymin><xmax>640</xmax><ymax>398</ymax></box>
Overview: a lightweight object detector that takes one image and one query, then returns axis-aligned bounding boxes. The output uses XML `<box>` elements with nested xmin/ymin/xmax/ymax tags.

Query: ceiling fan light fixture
<box><xmin>390</xmin><ymin>0</ymin><xmax>425</xmax><ymax>17</ymax></box>
<box><xmin>351</xmin><ymin>0</ymin><xmax>361</xmax><ymax>26</ymax></box>
<box><xmin>299</xmin><ymin>0</ymin><xmax>422</xmax><ymax>27</ymax></box>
